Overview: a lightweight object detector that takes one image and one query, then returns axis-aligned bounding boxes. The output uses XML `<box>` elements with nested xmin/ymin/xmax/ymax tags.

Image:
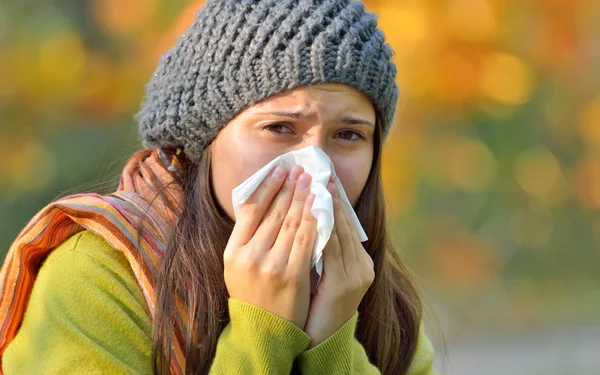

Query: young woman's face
<box><xmin>210</xmin><ymin>83</ymin><xmax>376</xmax><ymax>221</ymax></box>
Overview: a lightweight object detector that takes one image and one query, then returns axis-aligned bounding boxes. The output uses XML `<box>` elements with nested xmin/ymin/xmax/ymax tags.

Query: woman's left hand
<box><xmin>303</xmin><ymin>179</ymin><xmax>375</xmax><ymax>348</ymax></box>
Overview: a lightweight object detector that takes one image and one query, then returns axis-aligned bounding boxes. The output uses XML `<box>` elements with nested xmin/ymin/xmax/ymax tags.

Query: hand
<box><xmin>223</xmin><ymin>165</ymin><xmax>318</xmax><ymax>329</ymax></box>
<box><xmin>303</xmin><ymin>179</ymin><xmax>375</xmax><ymax>348</ymax></box>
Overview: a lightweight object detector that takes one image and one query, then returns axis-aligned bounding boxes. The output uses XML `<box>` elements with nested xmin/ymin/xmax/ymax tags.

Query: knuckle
<box><xmin>360</xmin><ymin>269</ymin><xmax>375</xmax><ymax>288</ymax></box>
<box><xmin>361</xmin><ymin>249</ymin><xmax>373</xmax><ymax>264</ymax></box>
<box><xmin>366</xmin><ymin>256</ymin><xmax>375</xmax><ymax>269</ymax></box>
<box><xmin>366</xmin><ymin>270</ymin><xmax>375</xmax><ymax>283</ymax></box>
<box><xmin>238</xmin><ymin>251</ymin><xmax>260</xmax><ymax>271</ymax></box>
<box><xmin>367</xmin><ymin>257</ymin><xmax>375</xmax><ymax>270</ymax></box>
<box><xmin>281</xmin><ymin>216</ymin><xmax>301</xmax><ymax>232</ymax></box>
<box><xmin>223</xmin><ymin>248</ymin><xmax>234</xmax><ymax>265</ymax></box>
<box><xmin>265</xmin><ymin>174</ymin><xmax>285</xmax><ymax>189</ymax></box>
<box><xmin>263</xmin><ymin>177</ymin><xmax>278</xmax><ymax>188</ymax></box>
<box><xmin>279</xmin><ymin>183</ymin><xmax>294</xmax><ymax>195</ymax></box>
<box><xmin>241</xmin><ymin>201</ymin><xmax>259</xmax><ymax>216</ymax></box>
<box><xmin>260</xmin><ymin>262</ymin><xmax>285</xmax><ymax>279</ymax></box>
<box><xmin>293</xmin><ymin>195</ymin><xmax>306</xmax><ymax>204</ymax></box>
<box><xmin>363</xmin><ymin>252</ymin><xmax>375</xmax><ymax>272</ymax></box>
<box><xmin>302</xmin><ymin>207</ymin><xmax>317</xmax><ymax>222</ymax></box>
<box><xmin>265</xmin><ymin>208</ymin><xmax>284</xmax><ymax>222</ymax></box>
<box><xmin>295</xmin><ymin>231</ymin><xmax>311</xmax><ymax>247</ymax></box>
<box><xmin>293</xmin><ymin>189</ymin><xmax>308</xmax><ymax>201</ymax></box>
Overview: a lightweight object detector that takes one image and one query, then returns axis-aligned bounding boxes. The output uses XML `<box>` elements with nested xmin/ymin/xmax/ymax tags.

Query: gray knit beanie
<box><xmin>136</xmin><ymin>0</ymin><xmax>399</xmax><ymax>163</ymax></box>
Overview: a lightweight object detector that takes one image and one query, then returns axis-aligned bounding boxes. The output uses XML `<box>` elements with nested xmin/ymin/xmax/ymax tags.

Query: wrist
<box><xmin>298</xmin><ymin>311</ymin><xmax>360</xmax><ymax>373</ymax></box>
<box><xmin>306</xmin><ymin>310</ymin><xmax>357</xmax><ymax>348</ymax></box>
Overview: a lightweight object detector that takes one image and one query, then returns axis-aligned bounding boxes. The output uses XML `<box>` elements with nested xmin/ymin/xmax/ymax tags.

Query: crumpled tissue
<box><xmin>231</xmin><ymin>145</ymin><xmax>368</xmax><ymax>291</ymax></box>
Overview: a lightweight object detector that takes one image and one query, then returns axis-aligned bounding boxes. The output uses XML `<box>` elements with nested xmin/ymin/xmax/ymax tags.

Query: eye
<box><xmin>336</xmin><ymin>130</ymin><xmax>366</xmax><ymax>141</ymax></box>
<box><xmin>261</xmin><ymin>123</ymin><xmax>294</xmax><ymax>135</ymax></box>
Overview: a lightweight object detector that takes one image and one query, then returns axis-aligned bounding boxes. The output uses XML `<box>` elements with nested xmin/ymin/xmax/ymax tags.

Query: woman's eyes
<box><xmin>337</xmin><ymin>130</ymin><xmax>366</xmax><ymax>141</ymax></box>
<box><xmin>262</xmin><ymin>123</ymin><xmax>293</xmax><ymax>134</ymax></box>
<box><xmin>261</xmin><ymin>123</ymin><xmax>366</xmax><ymax>141</ymax></box>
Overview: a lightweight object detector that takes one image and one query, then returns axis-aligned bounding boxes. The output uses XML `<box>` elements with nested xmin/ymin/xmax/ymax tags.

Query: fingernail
<box><xmin>271</xmin><ymin>166</ymin><xmax>285</xmax><ymax>179</ymax></box>
<box><xmin>288</xmin><ymin>165</ymin><xmax>302</xmax><ymax>181</ymax></box>
<box><xmin>298</xmin><ymin>173</ymin><xmax>310</xmax><ymax>190</ymax></box>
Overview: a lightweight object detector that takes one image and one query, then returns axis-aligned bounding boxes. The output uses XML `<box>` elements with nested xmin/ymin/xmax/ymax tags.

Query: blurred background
<box><xmin>1</xmin><ymin>0</ymin><xmax>598</xmax><ymax>373</ymax></box>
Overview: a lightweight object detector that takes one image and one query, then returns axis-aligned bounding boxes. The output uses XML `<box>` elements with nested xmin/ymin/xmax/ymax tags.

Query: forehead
<box><xmin>248</xmin><ymin>83</ymin><xmax>376</xmax><ymax>119</ymax></box>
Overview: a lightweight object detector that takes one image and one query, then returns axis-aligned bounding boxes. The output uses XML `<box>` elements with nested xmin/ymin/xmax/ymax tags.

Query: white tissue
<box><xmin>231</xmin><ymin>145</ymin><xmax>368</xmax><ymax>288</ymax></box>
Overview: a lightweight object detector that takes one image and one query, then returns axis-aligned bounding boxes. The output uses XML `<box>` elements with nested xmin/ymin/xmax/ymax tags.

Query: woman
<box><xmin>0</xmin><ymin>0</ymin><xmax>436</xmax><ymax>374</ymax></box>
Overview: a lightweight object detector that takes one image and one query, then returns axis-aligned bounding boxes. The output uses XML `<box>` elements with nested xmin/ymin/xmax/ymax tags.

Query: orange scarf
<box><xmin>0</xmin><ymin>148</ymin><xmax>188</xmax><ymax>374</ymax></box>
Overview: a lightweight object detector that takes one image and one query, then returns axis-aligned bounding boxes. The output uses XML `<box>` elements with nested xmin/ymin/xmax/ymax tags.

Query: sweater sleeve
<box><xmin>209</xmin><ymin>299</ymin><xmax>311</xmax><ymax>374</ymax></box>
<box><xmin>296</xmin><ymin>312</ymin><xmax>437</xmax><ymax>375</ymax></box>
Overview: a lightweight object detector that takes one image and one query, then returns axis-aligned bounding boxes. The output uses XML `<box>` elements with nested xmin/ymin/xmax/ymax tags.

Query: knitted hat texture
<box><xmin>136</xmin><ymin>0</ymin><xmax>399</xmax><ymax>163</ymax></box>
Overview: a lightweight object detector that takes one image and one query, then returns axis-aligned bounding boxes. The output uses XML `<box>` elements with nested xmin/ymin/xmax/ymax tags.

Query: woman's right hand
<box><xmin>223</xmin><ymin>165</ymin><xmax>317</xmax><ymax>329</ymax></box>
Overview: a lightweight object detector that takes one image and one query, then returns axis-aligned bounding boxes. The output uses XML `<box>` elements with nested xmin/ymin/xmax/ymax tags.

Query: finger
<box><xmin>333</xmin><ymin>176</ymin><xmax>363</xmax><ymax>264</ymax></box>
<box><xmin>328</xmin><ymin>182</ymin><xmax>357</xmax><ymax>276</ymax></box>
<box><xmin>252</xmin><ymin>166</ymin><xmax>304</xmax><ymax>249</ymax></box>
<box><xmin>362</xmin><ymin>249</ymin><xmax>375</xmax><ymax>271</ymax></box>
<box><xmin>287</xmin><ymin>192</ymin><xmax>318</xmax><ymax>275</ymax></box>
<box><xmin>337</xmin><ymin>188</ymin><xmax>374</xmax><ymax>277</ymax></box>
<box><xmin>322</xmin><ymin>222</ymin><xmax>346</xmax><ymax>278</ymax></box>
<box><xmin>230</xmin><ymin>165</ymin><xmax>287</xmax><ymax>246</ymax></box>
<box><xmin>340</xmin><ymin>206</ymin><xmax>375</xmax><ymax>281</ymax></box>
<box><xmin>271</xmin><ymin>172</ymin><xmax>311</xmax><ymax>258</ymax></box>
<box><xmin>339</xmin><ymin>187</ymin><xmax>363</xmax><ymax>264</ymax></box>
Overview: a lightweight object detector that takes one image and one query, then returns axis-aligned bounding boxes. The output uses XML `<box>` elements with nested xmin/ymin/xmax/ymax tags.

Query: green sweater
<box><xmin>2</xmin><ymin>231</ymin><xmax>436</xmax><ymax>374</ymax></box>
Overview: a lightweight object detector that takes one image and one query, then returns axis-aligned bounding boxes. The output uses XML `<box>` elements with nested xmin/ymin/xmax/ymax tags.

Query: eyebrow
<box><xmin>254</xmin><ymin>110</ymin><xmax>375</xmax><ymax>127</ymax></box>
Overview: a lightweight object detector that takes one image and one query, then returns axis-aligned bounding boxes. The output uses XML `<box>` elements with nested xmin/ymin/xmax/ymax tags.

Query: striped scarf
<box><xmin>0</xmin><ymin>148</ymin><xmax>189</xmax><ymax>374</ymax></box>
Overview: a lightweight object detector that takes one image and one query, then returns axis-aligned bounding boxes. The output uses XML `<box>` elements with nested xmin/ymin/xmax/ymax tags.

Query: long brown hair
<box><xmin>148</xmin><ymin>120</ymin><xmax>423</xmax><ymax>374</ymax></box>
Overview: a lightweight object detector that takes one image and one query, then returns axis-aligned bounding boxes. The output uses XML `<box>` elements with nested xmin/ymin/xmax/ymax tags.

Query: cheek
<box><xmin>211</xmin><ymin>137</ymin><xmax>282</xmax><ymax>220</ymax></box>
<box><xmin>332</xmin><ymin>154</ymin><xmax>372</xmax><ymax>207</ymax></box>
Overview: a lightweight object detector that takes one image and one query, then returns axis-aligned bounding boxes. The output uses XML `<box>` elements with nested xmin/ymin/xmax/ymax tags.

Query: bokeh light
<box><xmin>1</xmin><ymin>0</ymin><xmax>599</xmax><ymax>373</ymax></box>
